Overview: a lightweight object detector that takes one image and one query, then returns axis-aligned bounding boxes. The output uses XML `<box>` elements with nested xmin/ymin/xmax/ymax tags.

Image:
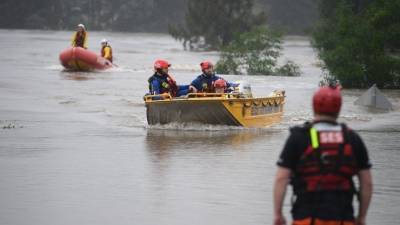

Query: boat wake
<box><xmin>45</xmin><ymin>65</ymin><xmax>64</xmax><ymax>70</ymax></box>
<box><xmin>144</xmin><ymin>122</ymin><xmax>287</xmax><ymax>132</ymax></box>
<box><xmin>146</xmin><ymin>122</ymin><xmax>245</xmax><ymax>131</ymax></box>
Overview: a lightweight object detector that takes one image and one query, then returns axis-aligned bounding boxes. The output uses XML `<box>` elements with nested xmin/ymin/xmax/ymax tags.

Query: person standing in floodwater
<box><xmin>273</xmin><ymin>85</ymin><xmax>373</xmax><ymax>225</ymax></box>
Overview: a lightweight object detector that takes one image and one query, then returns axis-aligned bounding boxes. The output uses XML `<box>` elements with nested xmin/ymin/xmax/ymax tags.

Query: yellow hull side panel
<box><xmin>220</xmin><ymin>98</ymin><xmax>284</xmax><ymax>128</ymax></box>
<box><xmin>144</xmin><ymin>93</ymin><xmax>285</xmax><ymax>128</ymax></box>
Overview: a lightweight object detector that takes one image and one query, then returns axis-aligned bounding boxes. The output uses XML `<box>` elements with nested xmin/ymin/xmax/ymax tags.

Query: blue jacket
<box><xmin>148</xmin><ymin>73</ymin><xmax>171</xmax><ymax>95</ymax></box>
<box><xmin>148</xmin><ymin>73</ymin><xmax>190</xmax><ymax>97</ymax></box>
<box><xmin>190</xmin><ymin>73</ymin><xmax>233</xmax><ymax>93</ymax></box>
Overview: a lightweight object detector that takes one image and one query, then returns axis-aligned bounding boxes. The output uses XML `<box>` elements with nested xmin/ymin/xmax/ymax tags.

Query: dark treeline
<box><xmin>313</xmin><ymin>0</ymin><xmax>400</xmax><ymax>88</ymax></box>
<box><xmin>0</xmin><ymin>0</ymin><xmax>317</xmax><ymax>34</ymax></box>
<box><xmin>0</xmin><ymin>0</ymin><xmax>187</xmax><ymax>32</ymax></box>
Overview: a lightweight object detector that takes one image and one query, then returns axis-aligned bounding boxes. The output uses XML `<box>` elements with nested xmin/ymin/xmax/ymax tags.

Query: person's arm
<box><xmin>71</xmin><ymin>32</ymin><xmax>77</xmax><ymax>47</ymax></box>
<box><xmin>83</xmin><ymin>32</ymin><xmax>88</xmax><ymax>49</ymax></box>
<box><xmin>350</xmin><ymin>131</ymin><xmax>372</xmax><ymax>225</ymax></box>
<box><xmin>356</xmin><ymin>169</ymin><xmax>373</xmax><ymax>225</ymax></box>
<box><xmin>226</xmin><ymin>81</ymin><xmax>238</xmax><ymax>88</ymax></box>
<box><xmin>189</xmin><ymin>78</ymin><xmax>200</xmax><ymax>93</ymax></box>
<box><xmin>226</xmin><ymin>81</ymin><xmax>238</xmax><ymax>93</ymax></box>
<box><xmin>188</xmin><ymin>85</ymin><xmax>198</xmax><ymax>93</ymax></box>
<box><xmin>151</xmin><ymin>80</ymin><xmax>161</xmax><ymax>95</ymax></box>
<box><xmin>273</xmin><ymin>167</ymin><xmax>290</xmax><ymax>225</ymax></box>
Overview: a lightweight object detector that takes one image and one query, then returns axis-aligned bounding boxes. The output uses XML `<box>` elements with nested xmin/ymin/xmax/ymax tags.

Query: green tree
<box><xmin>313</xmin><ymin>0</ymin><xmax>400</xmax><ymax>88</ymax></box>
<box><xmin>216</xmin><ymin>26</ymin><xmax>301</xmax><ymax>76</ymax></box>
<box><xmin>169</xmin><ymin>0</ymin><xmax>266</xmax><ymax>50</ymax></box>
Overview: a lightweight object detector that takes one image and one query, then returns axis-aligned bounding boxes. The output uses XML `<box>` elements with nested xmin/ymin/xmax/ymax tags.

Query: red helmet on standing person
<box><xmin>154</xmin><ymin>59</ymin><xmax>171</xmax><ymax>70</ymax></box>
<box><xmin>200</xmin><ymin>61</ymin><xmax>213</xmax><ymax>71</ymax></box>
<box><xmin>313</xmin><ymin>85</ymin><xmax>342</xmax><ymax>116</ymax></box>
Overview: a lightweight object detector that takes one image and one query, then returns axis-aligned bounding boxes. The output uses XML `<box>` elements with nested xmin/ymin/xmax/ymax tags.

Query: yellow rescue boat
<box><xmin>144</xmin><ymin>90</ymin><xmax>285</xmax><ymax>128</ymax></box>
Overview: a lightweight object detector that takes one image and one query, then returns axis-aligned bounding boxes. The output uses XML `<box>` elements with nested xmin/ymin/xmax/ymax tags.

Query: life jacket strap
<box><xmin>310</xmin><ymin>127</ymin><xmax>319</xmax><ymax>149</ymax></box>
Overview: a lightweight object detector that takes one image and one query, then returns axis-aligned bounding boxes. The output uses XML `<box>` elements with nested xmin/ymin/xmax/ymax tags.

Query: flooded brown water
<box><xmin>0</xmin><ymin>30</ymin><xmax>399</xmax><ymax>225</ymax></box>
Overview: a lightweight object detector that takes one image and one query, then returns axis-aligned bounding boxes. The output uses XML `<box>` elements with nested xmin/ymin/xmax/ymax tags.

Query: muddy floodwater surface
<box><xmin>0</xmin><ymin>30</ymin><xmax>399</xmax><ymax>225</ymax></box>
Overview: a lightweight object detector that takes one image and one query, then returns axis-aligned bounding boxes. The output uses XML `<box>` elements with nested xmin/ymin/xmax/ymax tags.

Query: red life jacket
<box><xmin>292</xmin><ymin>124</ymin><xmax>358</xmax><ymax>194</ymax></box>
<box><xmin>166</xmin><ymin>74</ymin><xmax>178</xmax><ymax>97</ymax></box>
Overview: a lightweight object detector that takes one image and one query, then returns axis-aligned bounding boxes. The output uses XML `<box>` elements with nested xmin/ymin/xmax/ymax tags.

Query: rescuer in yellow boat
<box><xmin>100</xmin><ymin>39</ymin><xmax>113</xmax><ymax>62</ymax></box>
<box><xmin>147</xmin><ymin>59</ymin><xmax>190</xmax><ymax>99</ymax></box>
<box><xmin>214</xmin><ymin>79</ymin><xmax>228</xmax><ymax>93</ymax></box>
<box><xmin>189</xmin><ymin>61</ymin><xmax>236</xmax><ymax>93</ymax></box>
<box><xmin>71</xmin><ymin>24</ymin><xmax>88</xmax><ymax>49</ymax></box>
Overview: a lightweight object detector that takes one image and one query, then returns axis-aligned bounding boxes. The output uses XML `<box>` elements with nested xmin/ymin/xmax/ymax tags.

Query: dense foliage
<box><xmin>0</xmin><ymin>0</ymin><xmax>186</xmax><ymax>32</ymax></box>
<box><xmin>216</xmin><ymin>26</ymin><xmax>301</xmax><ymax>76</ymax></box>
<box><xmin>0</xmin><ymin>0</ymin><xmax>317</xmax><ymax>34</ymax></box>
<box><xmin>168</xmin><ymin>0</ymin><xmax>267</xmax><ymax>50</ymax></box>
<box><xmin>313</xmin><ymin>0</ymin><xmax>400</xmax><ymax>88</ymax></box>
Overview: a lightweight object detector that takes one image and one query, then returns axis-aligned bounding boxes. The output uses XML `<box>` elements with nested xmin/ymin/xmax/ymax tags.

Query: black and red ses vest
<box><xmin>293</xmin><ymin>124</ymin><xmax>358</xmax><ymax>194</ymax></box>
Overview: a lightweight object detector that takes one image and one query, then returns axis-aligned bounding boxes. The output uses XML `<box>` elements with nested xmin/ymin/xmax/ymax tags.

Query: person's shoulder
<box><xmin>340</xmin><ymin>123</ymin><xmax>359</xmax><ymax>136</ymax></box>
<box><xmin>289</xmin><ymin>122</ymin><xmax>312</xmax><ymax>134</ymax></box>
<box><xmin>341</xmin><ymin>123</ymin><xmax>366</xmax><ymax>143</ymax></box>
<box><xmin>284</xmin><ymin>122</ymin><xmax>312</xmax><ymax>142</ymax></box>
<box><xmin>148</xmin><ymin>74</ymin><xmax>158</xmax><ymax>82</ymax></box>
<box><xmin>191</xmin><ymin>74</ymin><xmax>203</xmax><ymax>82</ymax></box>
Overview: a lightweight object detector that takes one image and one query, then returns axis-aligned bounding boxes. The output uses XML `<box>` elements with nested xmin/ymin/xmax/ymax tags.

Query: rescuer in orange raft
<box><xmin>71</xmin><ymin>24</ymin><xmax>88</xmax><ymax>49</ymax></box>
<box><xmin>273</xmin><ymin>84</ymin><xmax>373</xmax><ymax>225</ymax></box>
<box><xmin>100</xmin><ymin>39</ymin><xmax>113</xmax><ymax>62</ymax></box>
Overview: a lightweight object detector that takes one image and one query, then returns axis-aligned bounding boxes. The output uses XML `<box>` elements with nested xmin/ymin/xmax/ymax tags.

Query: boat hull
<box><xmin>145</xmin><ymin>93</ymin><xmax>285</xmax><ymax>128</ymax></box>
<box><xmin>59</xmin><ymin>47</ymin><xmax>112</xmax><ymax>71</ymax></box>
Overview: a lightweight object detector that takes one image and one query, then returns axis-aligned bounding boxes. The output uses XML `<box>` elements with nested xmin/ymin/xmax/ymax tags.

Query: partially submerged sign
<box><xmin>354</xmin><ymin>84</ymin><xmax>392</xmax><ymax>110</ymax></box>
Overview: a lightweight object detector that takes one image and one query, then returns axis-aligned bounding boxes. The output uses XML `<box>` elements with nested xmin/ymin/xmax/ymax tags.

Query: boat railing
<box><xmin>186</xmin><ymin>93</ymin><xmax>240</xmax><ymax>99</ymax></box>
<box><xmin>144</xmin><ymin>92</ymin><xmax>241</xmax><ymax>102</ymax></box>
<box><xmin>144</xmin><ymin>91</ymin><xmax>286</xmax><ymax>103</ymax></box>
<box><xmin>143</xmin><ymin>93</ymin><xmax>173</xmax><ymax>101</ymax></box>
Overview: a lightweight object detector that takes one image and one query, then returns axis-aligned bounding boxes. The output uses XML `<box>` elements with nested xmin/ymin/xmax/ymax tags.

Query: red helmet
<box><xmin>154</xmin><ymin>60</ymin><xmax>171</xmax><ymax>70</ymax></box>
<box><xmin>214</xmin><ymin>79</ymin><xmax>227</xmax><ymax>89</ymax></box>
<box><xmin>200</xmin><ymin>61</ymin><xmax>213</xmax><ymax>70</ymax></box>
<box><xmin>313</xmin><ymin>85</ymin><xmax>342</xmax><ymax>115</ymax></box>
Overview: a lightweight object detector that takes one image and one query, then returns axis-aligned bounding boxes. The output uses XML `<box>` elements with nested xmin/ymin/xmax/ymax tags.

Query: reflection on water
<box><xmin>145</xmin><ymin>128</ymin><xmax>274</xmax><ymax>152</ymax></box>
<box><xmin>60</xmin><ymin>71</ymin><xmax>95</xmax><ymax>80</ymax></box>
<box><xmin>142</xmin><ymin>128</ymin><xmax>286</xmax><ymax>225</ymax></box>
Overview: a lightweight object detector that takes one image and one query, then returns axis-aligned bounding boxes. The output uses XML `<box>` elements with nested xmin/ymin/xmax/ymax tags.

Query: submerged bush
<box><xmin>216</xmin><ymin>26</ymin><xmax>301</xmax><ymax>76</ymax></box>
<box><xmin>275</xmin><ymin>60</ymin><xmax>301</xmax><ymax>76</ymax></box>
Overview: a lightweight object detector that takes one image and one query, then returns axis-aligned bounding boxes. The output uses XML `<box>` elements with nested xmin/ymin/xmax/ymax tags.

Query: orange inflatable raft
<box><xmin>59</xmin><ymin>47</ymin><xmax>113</xmax><ymax>71</ymax></box>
